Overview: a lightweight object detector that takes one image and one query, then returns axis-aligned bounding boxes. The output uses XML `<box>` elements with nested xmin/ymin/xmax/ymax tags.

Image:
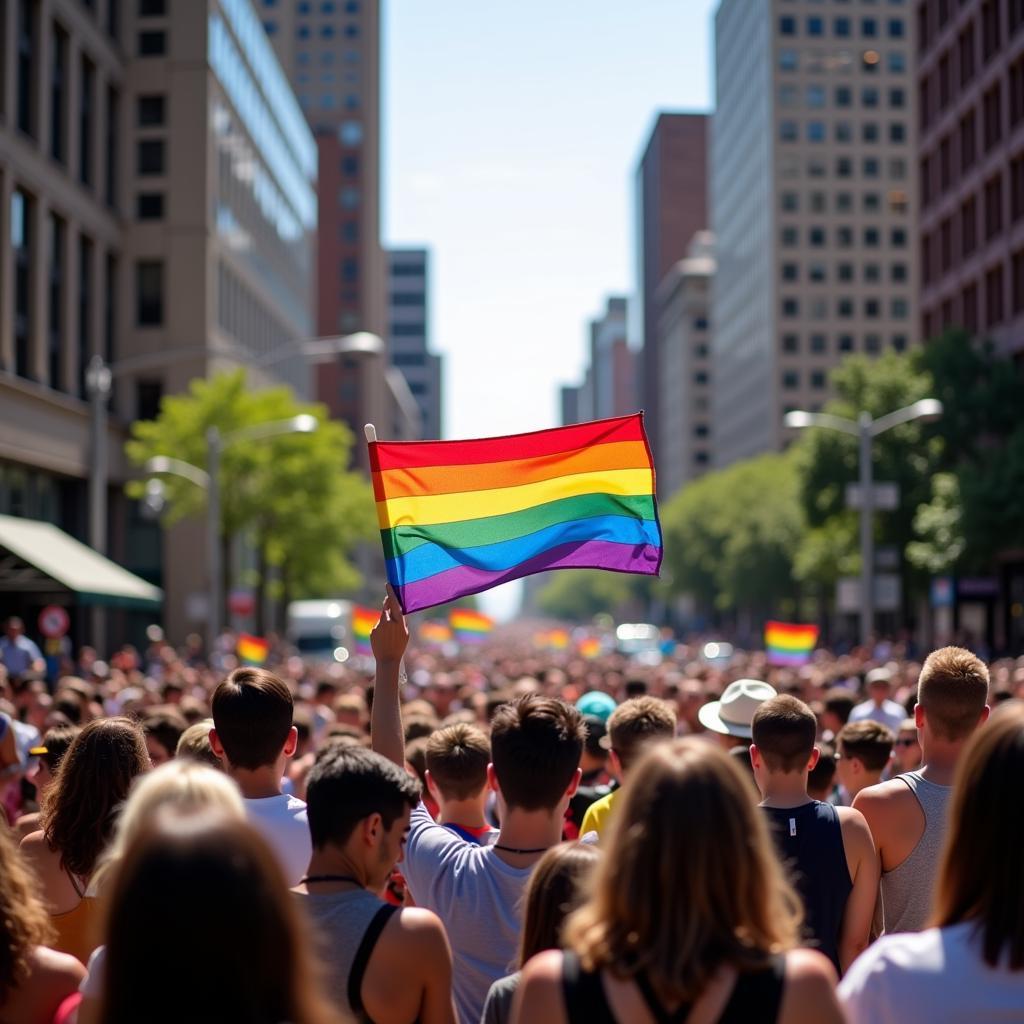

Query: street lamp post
<box><xmin>784</xmin><ymin>398</ymin><xmax>943</xmax><ymax>646</ymax></box>
<box><xmin>145</xmin><ymin>414</ymin><xmax>317</xmax><ymax>650</ymax></box>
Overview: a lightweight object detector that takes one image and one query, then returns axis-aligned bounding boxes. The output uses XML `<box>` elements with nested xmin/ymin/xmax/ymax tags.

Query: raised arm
<box><xmin>370</xmin><ymin>583</ymin><xmax>409</xmax><ymax>768</ymax></box>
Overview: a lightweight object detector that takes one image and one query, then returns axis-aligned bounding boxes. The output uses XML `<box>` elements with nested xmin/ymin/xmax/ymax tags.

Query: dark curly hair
<box><xmin>42</xmin><ymin>717</ymin><xmax>150</xmax><ymax>877</ymax></box>
<box><xmin>0</xmin><ymin>827</ymin><xmax>54</xmax><ymax>1001</ymax></box>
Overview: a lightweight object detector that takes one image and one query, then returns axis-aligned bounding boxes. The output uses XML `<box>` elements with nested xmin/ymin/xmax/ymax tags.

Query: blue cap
<box><xmin>575</xmin><ymin>690</ymin><xmax>617</xmax><ymax>723</ymax></box>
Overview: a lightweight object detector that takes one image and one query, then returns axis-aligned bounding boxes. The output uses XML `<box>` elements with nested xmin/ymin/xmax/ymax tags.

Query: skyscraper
<box><xmin>917</xmin><ymin>0</ymin><xmax>1024</xmax><ymax>353</ymax></box>
<box><xmin>711</xmin><ymin>0</ymin><xmax>917</xmax><ymax>468</ymax></box>
<box><xmin>260</xmin><ymin>0</ymin><xmax>390</xmax><ymax>444</ymax></box>
<box><xmin>387</xmin><ymin>248</ymin><xmax>443</xmax><ymax>439</ymax></box>
<box><xmin>0</xmin><ymin>0</ymin><xmax>318</xmax><ymax>642</ymax></box>
<box><xmin>635</xmin><ymin>113</ymin><xmax>709</xmax><ymax>449</ymax></box>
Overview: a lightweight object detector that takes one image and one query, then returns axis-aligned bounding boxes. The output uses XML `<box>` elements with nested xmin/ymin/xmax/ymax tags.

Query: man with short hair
<box><xmin>751</xmin><ymin>695</ymin><xmax>878</xmax><ymax>975</ymax></box>
<box><xmin>821</xmin><ymin>688</ymin><xmax>856</xmax><ymax>739</ymax></box>
<box><xmin>579</xmin><ymin>695</ymin><xmax>676</xmax><ymax>838</ymax></box>
<box><xmin>209</xmin><ymin>666</ymin><xmax>311</xmax><ymax>885</ymax></box>
<box><xmin>424</xmin><ymin>722</ymin><xmax>496</xmax><ymax>845</ymax></box>
<box><xmin>296</xmin><ymin>745</ymin><xmax>456</xmax><ymax>1024</ymax></box>
<box><xmin>849</xmin><ymin>667</ymin><xmax>906</xmax><ymax>734</ymax></box>
<box><xmin>0</xmin><ymin>617</ymin><xmax>44</xmax><ymax>680</ymax></box>
<box><xmin>854</xmin><ymin>646</ymin><xmax>990</xmax><ymax>934</ymax></box>
<box><xmin>370</xmin><ymin>587</ymin><xmax>584</xmax><ymax>1024</ymax></box>
<box><xmin>836</xmin><ymin>720</ymin><xmax>894</xmax><ymax>801</ymax></box>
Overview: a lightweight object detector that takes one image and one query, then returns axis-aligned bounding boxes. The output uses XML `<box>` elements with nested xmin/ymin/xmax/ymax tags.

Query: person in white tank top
<box><xmin>841</xmin><ymin>702</ymin><xmax>1024</xmax><ymax>1022</ymax></box>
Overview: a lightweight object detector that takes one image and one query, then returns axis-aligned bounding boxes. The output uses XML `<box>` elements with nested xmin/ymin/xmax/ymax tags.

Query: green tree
<box><xmin>125</xmin><ymin>371</ymin><xmax>375</xmax><ymax>628</ymax></box>
<box><xmin>660</xmin><ymin>450</ymin><xmax>805</xmax><ymax>620</ymax></box>
<box><xmin>534</xmin><ymin>569</ymin><xmax>649</xmax><ymax>623</ymax></box>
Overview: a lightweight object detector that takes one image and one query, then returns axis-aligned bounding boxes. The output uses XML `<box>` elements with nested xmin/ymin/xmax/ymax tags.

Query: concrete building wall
<box><xmin>635</xmin><ymin>113</ymin><xmax>708</xmax><ymax>450</ymax></box>
<box><xmin>918</xmin><ymin>0</ymin><xmax>1024</xmax><ymax>355</ymax></box>
<box><xmin>712</xmin><ymin>0</ymin><xmax>917</xmax><ymax>468</ymax></box>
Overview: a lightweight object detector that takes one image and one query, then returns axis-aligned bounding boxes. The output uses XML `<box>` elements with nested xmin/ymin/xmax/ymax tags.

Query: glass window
<box><xmin>807</xmin><ymin>15</ymin><xmax>824</xmax><ymax>35</ymax></box>
<box><xmin>891</xmin><ymin>262</ymin><xmax>907</xmax><ymax>282</ymax></box>
<box><xmin>811</xmin><ymin>371</ymin><xmax>827</xmax><ymax>389</ymax></box>
<box><xmin>780</xmin><ymin>15</ymin><xmax>797</xmax><ymax>34</ymax></box>
<box><xmin>839</xmin><ymin>334</ymin><xmax>855</xmax><ymax>352</ymax></box>
<box><xmin>864</xmin><ymin>192</ymin><xmax>881</xmax><ymax>212</ymax></box>
<box><xmin>782</xmin><ymin>297</ymin><xmax>800</xmax><ymax>316</ymax></box>
<box><xmin>862</xmin><ymin>17</ymin><xmax>877</xmax><ymax>36</ymax></box>
<box><xmin>807</xmin><ymin>158</ymin><xmax>827</xmax><ymax>177</ymax></box>
<box><xmin>50</xmin><ymin>24</ymin><xmax>68</xmax><ymax>162</ymax></box>
<box><xmin>865</xmin><ymin>298</ymin><xmax>881</xmax><ymax>317</ymax></box>
<box><xmin>836</xmin><ymin>192</ymin><xmax>853</xmax><ymax>212</ymax></box>
<box><xmin>863</xmin><ymin>122</ymin><xmax>879</xmax><ymax>142</ymax></box>
<box><xmin>837</xmin><ymin>226</ymin><xmax>854</xmax><ymax>246</ymax></box>
<box><xmin>892</xmin><ymin>334</ymin><xmax>907</xmax><ymax>351</ymax></box>
<box><xmin>321</xmin><ymin>24</ymin><xmax>334</xmax><ymax>37</ymax></box>
<box><xmin>782</xmin><ymin>263</ymin><xmax>799</xmax><ymax>281</ymax></box>
<box><xmin>136</xmin><ymin>192</ymin><xmax>164</xmax><ymax>219</ymax></box>
<box><xmin>782</xmin><ymin>370</ymin><xmax>800</xmax><ymax>389</ymax></box>
<box><xmin>865</xmin><ymin>334</ymin><xmax>881</xmax><ymax>353</ymax></box>
<box><xmin>865</xmin><ymin>226</ymin><xmax>881</xmax><ymax>245</ymax></box>
<box><xmin>865</xmin><ymin>263</ymin><xmax>881</xmax><ymax>282</ymax></box>
<box><xmin>79</xmin><ymin>57</ymin><xmax>94</xmax><ymax>187</ymax></box>
<box><xmin>138</xmin><ymin>30</ymin><xmax>166</xmax><ymax>55</ymax></box>
<box><xmin>781</xmin><ymin>226</ymin><xmax>798</xmax><ymax>246</ymax></box>
<box><xmin>137</xmin><ymin>139</ymin><xmax>165</xmax><ymax>175</ymax></box>
<box><xmin>810</xmin><ymin>262</ymin><xmax>826</xmax><ymax>282</ymax></box>
<box><xmin>889</xmin><ymin>51</ymin><xmax>906</xmax><ymax>71</ymax></box>
<box><xmin>139</xmin><ymin>0</ymin><xmax>166</xmax><ymax>14</ymax></box>
<box><xmin>807</xmin><ymin>84</ymin><xmax>826</xmax><ymax>107</ymax></box>
<box><xmin>808</xmin><ymin>121</ymin><xmax>826</xmax><ymax>141</ymax></box>
<box><xmin>836</xmin><ymin>86</ymin><xmax>852</xmax><ymax>106</ymax></box>
<box><xmin>835</xmin><ymin>16</ymin><xmax>851</xmax><ymax>35</ymax></box>
<box><xmin>889</xmin><ymin>122</ymin><xmax>905</xmax><ymax>142</ymax></box>
<box><xmin>137</xmin><ymin>94</ymin><xmax>165</xmax><ymax>126</ymax></box>
<box><xmin>344</xmin><ymin>24</ymin><xmax>359</xmax><ymax>37</ymax></box>
<box><xmin>864</xmin><ymin>157</ymin><xmax>880</xmax><ymax>176</ymax></box>
<box><xmin>863</xmin><ymin>86</ymin><xmax>879</xmax><ymax>107</ymax></box>
<box><xmin>779</xmin><ymin>49</ymin><xmax>799</xmax><ymax>70</ymax></box>
<box><xmin>780</xmin><ymin>121</ymin><xmax>798</xmax><ymax>141</ymax></box>
<box><xmin>811</xmin><ymin>334</ymin><xmax>827</xmax><ymax>352</ymax></box>
<box><xmin>889</xmin><ymin>87</ymin><xmax>905</xmax><ymax>108</ymax></box>
<box><xmin>838</xmin><ymin>263</ymin><xmax>855</xmax><ymax>281</ymax></box>
<box><xmin>297</xmin><ymin>24</ymin><xmax>310</xmax><ymax>38</ymax></box>
<box><xmin>779</xmin><ymin>85</ymin><xmax>798</xmax><ymax>107</ymax></box>
<box><xmin>136</xmin><ymin>260</ymin><xmax>163</xmax><ymax>325</ymax></box>
<box><xmin>888</xmin><ymin>18</ymin><xmax>904</xmax><ymax>36</ymax></box>
<box><xmin>838</xmin><ymin>297</ymin><xmax>855</xmax><ymax>317</ymax></box>
<box><xmin>892</xmin><ymin>298</ymin><xmax>909</xmax><ymax>318</ymax></box>
<box><xmin>781</xmin><ymin>192</ymin><xmax>799</xmax><ymax>211</ymax></box>
<box><xmin>339</xmin><ymin>120</ymin><xmax>363</xmax><ymax>146</ymax></box>
<box><xmin>810</xmin><ymin>191</ymin><xmax>827</xmax><ymax>212</ymax></box>
<box><xmin>810</xmin><ymin>226</ymin><xmax>826</xmax><ymax>246</ymax></box>
<box><xmin>782</xmin><ymin>334</ymin><xmax>799</xmax><ymax>353</ymax></box>
<box><xmin>339</xmin><ymin>186</ymin><xmax>360</xmax><ymax>208</ymax></box>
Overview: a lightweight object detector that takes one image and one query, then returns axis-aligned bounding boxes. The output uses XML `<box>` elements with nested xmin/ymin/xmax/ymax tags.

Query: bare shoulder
<box><xmin>520</xmin><ymin>949</ymin><xmax>566</xmax><ymax>985</ymax></box>
<box><xmin>20</xmin><ymin>828</ymin><xmax>48</xmax><ymax>851</ymax></box>
<box><xmin>392</xmin><ymin>906</ymin><xmax>449</xmax><ymax>948</ymax></box>
<box><xmin>19</xmin><ymin>829</ymin><xmax>54</xmax><ymax>870</ymax></box>
<box><xmin>852</xmin><ymin>778</ymin><xmax>911</xmax><ymax>818</ymax></box>
<box><xmin>781</xmin><ymin>950</ymin><xmax>843</xmax><ymax>1024</ymax></box>
<box><xmin>28</xmin><ymin>944</ymin><xmax>87</xmax><ymax>986</ymax></box>
<box><xmin>835</xmin><ymin>805</ymin><xmax>874</xmax><ymax>842</ymax></box>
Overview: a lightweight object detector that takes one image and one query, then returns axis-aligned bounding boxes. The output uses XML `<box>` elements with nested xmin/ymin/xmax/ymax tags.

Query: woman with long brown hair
<box><xmin>20</xmin><ymin>717</ymin><xmax>149</xmax><ymax>964</ymax></box>
<box><xmin>94</xmin><ymin>807</ymin><xmax>341</xmax><ymax>1024</ymax></box>
<box><xmin>840</xmin><ymin>701</ymin><xmax>1024</xmax><ymax>1021</ymax></box>
<box><xmin>483</xmin><ymin>842</ymin><xmax>600</xmax><ymax>1024</ymax></box>
<box><xmin>512</xmin><ymin>739</ymin><xmax>843</xmax><ymax>1024</ymax></box>
<box><xmin>0</xmin><ymin>825</ymin><xmax>84</xmax><ymax>1023</ymax></box>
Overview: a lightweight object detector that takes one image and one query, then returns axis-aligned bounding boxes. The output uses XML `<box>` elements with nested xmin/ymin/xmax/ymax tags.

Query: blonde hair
<box><xmin>918</xmin><ymin>646</ymin><xmax>989</xmax><ymax>740</ymax></box>
<box><xmin>92</xmin><ymin>759</ymin><xmax>245</xmax><ymax>893</ymax></box>
<box><xmin>565</xmin><ymin>738</ymin><xmax>801</xmax><ymax>1003</ymax></box>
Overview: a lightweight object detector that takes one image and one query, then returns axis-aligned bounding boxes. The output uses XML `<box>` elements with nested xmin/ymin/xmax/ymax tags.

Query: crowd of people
<box><xmin>0</xmin><ymin>596</ymin><xmax>1022</xmax><ymax>1023</ymax></box>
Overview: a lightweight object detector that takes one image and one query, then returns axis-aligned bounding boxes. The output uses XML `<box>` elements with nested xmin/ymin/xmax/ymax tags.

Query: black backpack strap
<box><xmin>348</xmin><ymin>903</ymin><xmax>400</xmax><ymax>1021</ymax></box>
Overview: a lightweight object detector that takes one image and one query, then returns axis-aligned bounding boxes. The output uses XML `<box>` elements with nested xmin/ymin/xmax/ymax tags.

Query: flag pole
<box><xmin>364</xmin><ymin>423</ymin><xmax>377</xmax><ymax>443</ymax></box>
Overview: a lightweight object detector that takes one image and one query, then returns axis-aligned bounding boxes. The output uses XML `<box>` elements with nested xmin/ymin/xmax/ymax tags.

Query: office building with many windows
<box><xmin>917</xmin><ymin>0</ymin><xmax>1024</xmax><ymax>356</ymax></box>
<box><xmin>711</xmin><ymin>0</ymin><xmax>917</xmax><ymax>467</ymax></box>
<box><xmin>387</xmin><ymin>248</ymin><xmax>442</xmax><ymax>439</ymax></box>
<box><xmin>1</xmin><ymin>0</ymin><xmax>318</xmax><ymax>643</ymax></box>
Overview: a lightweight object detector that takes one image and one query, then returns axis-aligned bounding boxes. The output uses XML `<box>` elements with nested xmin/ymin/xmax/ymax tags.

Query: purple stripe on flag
<box><xmin>766</xmin><ymin>648</ymin><xmax>812</xmax><ymax>666</ymax></box>
<box><xmin>397</xmin><ymin>539</ymin><xmax>663</xmax><ymax>613</ymax></box>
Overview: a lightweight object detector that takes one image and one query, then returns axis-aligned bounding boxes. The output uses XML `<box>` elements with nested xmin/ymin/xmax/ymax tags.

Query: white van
<box><xmin>286</xmin><ymin>600</ymin><xmax>353</xmax><ymax>662</ymax></box>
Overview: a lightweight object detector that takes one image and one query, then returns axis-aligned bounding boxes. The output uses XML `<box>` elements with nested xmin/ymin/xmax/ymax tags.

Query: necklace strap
<box><xmin>493</xmin><ymin>844</ymin><xmax>550</xmax><ymax>855</ymax></box>
<box><xmin>300</xmin><ymin>873</ymin><xmax>363</xmax><ymax>887</ymax></box>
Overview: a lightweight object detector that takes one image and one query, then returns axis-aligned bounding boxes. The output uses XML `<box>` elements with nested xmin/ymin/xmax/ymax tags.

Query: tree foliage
<box><xmin>534</xmin><ymin>569</ymin><xmax>649</xmax><ymax>622</ymax></box>
<box><xmin>125</xmin><ymin>371</ymin><xmax>375</xmax><ymax>605</ymax></box>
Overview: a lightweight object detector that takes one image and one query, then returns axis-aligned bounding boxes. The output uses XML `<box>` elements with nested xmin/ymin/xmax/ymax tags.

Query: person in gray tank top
<box><xmin>294</xmin><ymin>745</ymin><xmax>457</xmax><ymax>1024</ymax></box>
<box><xmin>854</xmin><ymin>647</ymin><xmax>990</xmax><ymax>934</ymax></box>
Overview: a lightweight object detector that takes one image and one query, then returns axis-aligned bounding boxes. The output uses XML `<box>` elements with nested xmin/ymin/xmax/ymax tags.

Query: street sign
<box><xmin>38</xmin><ymin>605</ymin><xmax>70</xmax><ymax>639</ymax></box>
<box><xmin>837</xmin><ymin>575</ymin><xmax>902</xmax><ymax>613</ymax></box>
<box><xmin>845</xmin><ymin>482</ymin><xmax>900</xmax><ymax>510</ymax></box>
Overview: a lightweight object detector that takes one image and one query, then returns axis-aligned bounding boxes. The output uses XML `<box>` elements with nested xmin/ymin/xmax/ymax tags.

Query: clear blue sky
<box><xmin>382</xmin><ymin>0</ymin><xmax>717</xmax><ymax>617</ymax></box>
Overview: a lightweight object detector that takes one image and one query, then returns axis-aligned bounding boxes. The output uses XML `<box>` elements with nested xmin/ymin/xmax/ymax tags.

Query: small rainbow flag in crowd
<box><xmin>534</xmin><ymin>629</ymin><xmax>570</xmax><ymax>650</ymax></box>
<box><xmin>369</xmin><ymin>414</ymin><xmax>663</xmax><ymax>613</ymax></box>
<box><xmin>765</xmin><ymin>621</ymin><xmax>820</xmax><ymax>666</ymax></box>
<box><xmin>449</xmin><ymin>609</ymin><xmax>494</xmax><ymax>643</ymax></box>
<box><xmin>352</xmin><ymin>606</ymin><xmax>379</xmax><ymax>655</ymax></box>
<box><xmin>578</xmin><ymin>637</ymin><xmax>602</xmax><ymax>659</ymax></box>
<box><xmin>237</xmin><ymin>633</ymin><xmax>269</xmax><ymax>666</ymax></box>
<box><xmin>419</xmin><ymin>621</ymin><xmax>453</xmax><ymax>645</ymax></box>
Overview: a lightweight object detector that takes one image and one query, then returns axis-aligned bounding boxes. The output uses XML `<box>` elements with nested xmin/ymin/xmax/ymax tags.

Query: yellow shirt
<box><xmin>579</xmin><ymin>788</ymin><xmax>620</xmax><ymax>839</ymax></box>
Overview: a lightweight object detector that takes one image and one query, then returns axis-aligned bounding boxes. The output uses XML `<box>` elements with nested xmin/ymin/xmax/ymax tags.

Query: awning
<box><xmin>0</xmin><ymin>514</ymin><xmax>163</xmax><ymax>610</ymax></box>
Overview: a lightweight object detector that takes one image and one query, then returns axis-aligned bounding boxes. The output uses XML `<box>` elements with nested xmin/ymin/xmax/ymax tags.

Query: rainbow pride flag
<box><xmin>369</xmin><ymin>414</ymin><xmax>662</xmax><ymax>613</ymax></box>
<box><xmin>419</xmin><ymin>621</ymin><xmax>453</xmax><ymax>645</ymax></box>
<box><xmin>535</xmin><ymin>628</ymin><xmax>570</xmax><ymax>650</ymax></box>
<box><xmin>450</xmin><ymin>609</ymin><xmax>493</xmax><ymax>643</ymax></box>
<box><xmin>352</xmin><ymin>606</ymin><xmax>378</xmax><ymax>655</ymax></box>
<box><xmin>765</xmin><ymin>621</ymin><xmax>820</xmax><ymax>666</ymax></box>
<box><xmin>237</xmin><ymin>633</ymin><xmax>269</xmax><ymax>666</ymax></box>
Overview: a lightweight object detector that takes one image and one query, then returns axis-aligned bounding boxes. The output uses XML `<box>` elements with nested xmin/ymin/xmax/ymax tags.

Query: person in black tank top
<box><xmin>751</xmin><ymin>697</ymin><xmax>879</xmax><ymax>976</ymax></box>
<box><xmin>511</xmin><ymin>739</ymin><xmax>846</xmax><ymax>1024</ymax></box>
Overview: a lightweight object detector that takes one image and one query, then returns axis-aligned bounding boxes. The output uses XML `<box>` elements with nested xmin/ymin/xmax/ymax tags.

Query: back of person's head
<box><xmin>92</xmin><ymin>759</ymin><xmax>245</xmax><ymax>893</ymax></box>
<box><xmin>933</xmin><ymin>700</ymin><xmax>1024</xmax><ymax>969</ymax></box>
<box><xmin>175</xmin><ymin>719</ymin><xmax>220</xmax><ymax>768</ymax></box>
<box><xmin>97</xmin><ymin>809</ymin><xmax>339</xmax><ymax>1024</ymax></box>
<box><xmin>141</xmin><ymin>706</ymin><xmax>189</xmax><ymax>762</ymax></box>
<box><xmin>425</xmin><ymin>722</ymin><xmax>490</xmax><ymax>801</ymax></box>
<box><xmin>837</xmin><ymin>720</ymin><xmax>894</xmax><ymax>772</ymax></box>
<box><xmin>42</xmin><ymin>716</ymin><xmax>149</xmax><ymax>877</ymax></box>
<box><xmin>305</xmin><ymin>745</ymin><xmax>420</xmax><ymax>850</ymax></box>
<box><xmin>823</xmin><ymin>688</ymin><xmax>856</xmax><ymax>726</ymax></box>
<box><xmin>519</xmin><ymin>843</ymin><xmax>600</xmax><ymax>967</ymax></box>
<box><xmin>565</xmin><ymin>739</ymin><xmax>799</xmax><ymax>1002</ymax></box>
<box><xmin>489</xmin><ymin>694</ymin><xmax>585</xmax><ymax>811</ymax></box>
<box><xmin>751</xmin><ymin>695</ymin><xmax>817</xmax><ymax>773</ymax></box>
<box><xmin>36</xmin><ymin>723</ymin><xmax>81</xmax><ymax>774</ymax></box>
<box><xmin>807</xmin><ymin>743</ymin><xmax>837</xmax><ymax>799</ymax></box>
<box><xmin>918</xmin><ymin>646</ymin><xmax>990</xmax><ymax>741</ymax></box>
<box><xmin>0</xmin><ymin>825</ymin><xmax>54</xmax><ymax>1002</ymax></box>
<box><xmin>606</xmin><ymin>696</ymin><xmax>677</xmax><ymax>773</ymax></box>
<box><xmin>404</xmin><ymin>735</ymin><xmax>430</xmax><ymax>787</ymax></box>
<box><xmin>212</xmin><ymin>667</ymin><xmax>294</xmax><ymax>770</ymax></box>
